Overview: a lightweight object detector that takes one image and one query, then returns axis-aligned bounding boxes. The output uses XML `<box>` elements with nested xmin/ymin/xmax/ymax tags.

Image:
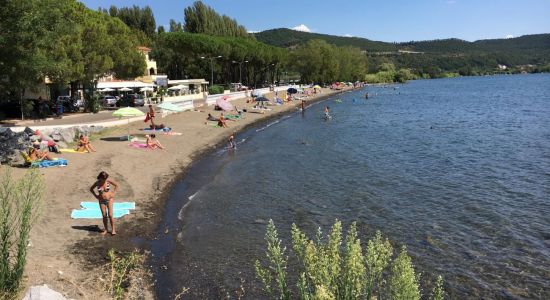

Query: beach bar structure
<box><xmin>164</xmin><ymin>79</ymin><xmax>209</xmax><ymax>109</ymax></box>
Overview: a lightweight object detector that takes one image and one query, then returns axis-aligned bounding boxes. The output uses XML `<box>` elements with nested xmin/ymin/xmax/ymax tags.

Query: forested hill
<box><xmin>255</xmin><ymin>28</ymin><xmax>550</xmax><ymax>54</ymax></box>
<box><xmin>254</xmin><ymin>28</ymin><xmax>397</xmax><ymax>52</ymax></box>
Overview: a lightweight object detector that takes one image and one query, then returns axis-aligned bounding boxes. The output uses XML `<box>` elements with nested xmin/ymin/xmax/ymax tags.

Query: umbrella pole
<box><xmin>127</xmin><ymin>117</ymin><xmax>130</xmax><ymax>141</ymax></box>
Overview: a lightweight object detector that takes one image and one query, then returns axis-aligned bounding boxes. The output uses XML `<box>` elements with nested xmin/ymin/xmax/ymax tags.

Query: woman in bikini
<box><xmin>90</xmin><ymin>171</ymin><xmax>119</xmax><ymax>235</ymax></box>
<box><xmin>76</xmin><ymin>134</ymin><xmax>96</xmax><ymax>153</ymax></box>
<box><xmin>29</xmin><ymin>145</ymin><xmax>55</xmax><ymax>161</ymax></box>
<box><xmin>145</xmin><ymin>134</ymin><xmax>165</xmax><ymax>150</ymax></box>
<box><xmin>218</xmin><ymin>113</ymin><xmax>228</xmax><ymax>128</ymax></box>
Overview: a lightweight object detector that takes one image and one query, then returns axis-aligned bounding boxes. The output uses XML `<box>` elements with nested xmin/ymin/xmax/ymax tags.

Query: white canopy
<box><xmin>168</xmin><ymin>85</ymin><xmax>188</xmax><ymax>90</ymax></box>
<box><xmin>97</xmin><ymin>81</ymin><xmax>155</xmax><ymax>89</ymax></box>
<box><xmin>140</xmin><ymin>87</ymin><xmax>154</xmax><ymax>92</ymax></box>
<box><xmin>98</xmin><ymin>88</ymin><xmax>115</xmax><ymax>92</ymax></box>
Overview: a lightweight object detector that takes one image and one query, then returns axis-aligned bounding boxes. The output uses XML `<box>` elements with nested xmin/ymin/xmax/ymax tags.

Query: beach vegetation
<box><xmin>0</xmin><ymin>169</ymin><xmax>44</xmax><ymax>298</ymax></box>
<box><xmin>256</xmin><ymin>220</ymin><xmax>445</xmax><ymax>300</ymax></box>
<box><xmin>105</xmin><ymin>249</ymin><xmax>149</xmax><ymax>300</ymax></box>
<box><xmin>208</xmin><ymin>85</ymin><xmax>225</xmax><ymax>95</ymax></box>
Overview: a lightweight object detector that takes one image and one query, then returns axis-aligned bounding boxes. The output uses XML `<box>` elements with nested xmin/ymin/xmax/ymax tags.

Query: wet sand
<box><xmin>9</xmin><ymin>88</ymin><xmax>354</xmax><ymax>299</ymax></box>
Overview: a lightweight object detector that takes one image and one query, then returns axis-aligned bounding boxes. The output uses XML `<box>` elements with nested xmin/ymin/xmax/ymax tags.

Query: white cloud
<box><xmin>344</xmin><ymin>34</ymin><xmax>353</xmax><ymax>37</ymax></box>
<box><xmin>505</xmin><ymin>34</ymin><xmax>514</xmax><ymax>39</ymax></box>
<box><xmin>291</xmin><ymin>24</ymin><xmax>311</xmax><ymax>33</ymax></box>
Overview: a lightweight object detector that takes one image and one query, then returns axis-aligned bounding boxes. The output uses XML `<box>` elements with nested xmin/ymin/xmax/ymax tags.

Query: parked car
<box><xmin>117</xmin><ymin>94</ymin><xmax>145</xmax><ymax>107</ymax></box>
<box><xmin>55</xmin><ymin>96</ymin><xmax>80</xmax><ymax>113</ymax></box>
<box><xmin>102</xmin><ymin>95</ymin><xmax>117</xmax><ymax>107</ymax></box>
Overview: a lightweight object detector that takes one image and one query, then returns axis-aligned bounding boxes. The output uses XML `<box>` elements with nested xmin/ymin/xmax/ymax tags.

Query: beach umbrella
<box><xmin>157</xmin><ymin>102</ymin><xmax>183</xmax><ymax>112</ymax></box>
<box><xmin>313</xmin><ymin>85</ymin><xmax>321</xmax><ymax>89</ymax></box>
<box><xmin>216</xmin><ymin>97</ymin><xmax>234</xmax><ymax>111</ymax></box>
<box><xmin>287</xmin><ymin>88</ymin><xmax>298</xmax><ymax>94</ymax></box>
<box><xmin>112</xmin><ymin>107</ymin><xmax>145</xmax><ymax>140</ymax></box>
<box><xmin>139</xmin><ymin>87</ymin><xmax>154</xmax><ymax>92</ymax></box>
<box><xmin>118</xmin><ymin>87</ymin><xmax>133</xmax><ymax>92</ymax></box>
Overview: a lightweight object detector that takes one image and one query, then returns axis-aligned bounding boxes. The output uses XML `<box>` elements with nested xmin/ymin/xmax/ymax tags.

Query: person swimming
<box><xmin>324</xmin><ymin>106</ymin><xmax>331</xmax><ymax>120</ymax></box>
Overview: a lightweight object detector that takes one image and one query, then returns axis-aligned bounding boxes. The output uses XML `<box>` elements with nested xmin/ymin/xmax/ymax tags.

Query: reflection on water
<box><xmin>152</xmin><ymin>74</ymin><xmax>550</xmax><ymax>299</ymax></box>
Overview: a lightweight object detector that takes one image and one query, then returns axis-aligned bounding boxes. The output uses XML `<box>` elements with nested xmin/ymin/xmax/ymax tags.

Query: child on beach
<box><xmin>89</xmin><ymin>171</ymin><xmax>119</xmax><ymax>236</ymax></box>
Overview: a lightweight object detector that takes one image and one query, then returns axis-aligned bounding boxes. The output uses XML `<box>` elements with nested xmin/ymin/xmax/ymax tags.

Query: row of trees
<box><xmin>102</xmin><ymin>1</ymin><xmax>370</xmax><ymax>87</ymax></box>
<box><xmin>0</xmin><ymin>0</ymin><xmax>145</xmax><ymax>110</ymax></box>
<box><xmin>290</xmin><ymin>40</ymin><xmax>368</xmax><ymax>83</ymax></box>
<box><xmin>183</xmin><ymin>1</ymin><xmax>250</xmax><ymax>38</ymax></box>
<box><xmin>153</xmin><ymin>32</ymin><xmax>286</xmax><ymax>87</ymax></box>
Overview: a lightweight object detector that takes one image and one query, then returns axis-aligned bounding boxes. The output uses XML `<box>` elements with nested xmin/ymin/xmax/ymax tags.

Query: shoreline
<box><xmin>14</xmin><ymin>86</ymin><xmax>360</xmax><ymax>299</ymax></box>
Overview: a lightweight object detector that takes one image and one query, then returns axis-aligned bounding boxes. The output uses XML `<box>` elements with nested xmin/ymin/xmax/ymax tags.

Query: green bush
<box><xmin>0</xmin><ymin>169</ymin><xmax>44</xmax><ymax>297</ymax></box>
<box><xmin>208</xmin><ymin>85</ymin><xmax>225</xmax><ymax>95</ymax></box>
<box><xmin>255</xmin><ymin>220</ymin><xmax>445</xmax><ymax>300</ymax></box>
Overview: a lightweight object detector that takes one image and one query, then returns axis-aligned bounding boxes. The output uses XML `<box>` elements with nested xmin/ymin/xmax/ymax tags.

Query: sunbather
<box><xmin>149</xmin><ymin>123</ymin><xmax>171</xmax><ymax>131</ymax></box>
<box><xmin>206</xmin><ymin>113</ymin><xmax>219</xmax><ymax>121</ymax></box>
<box><xmin>146</xmin><ymin>134</ymin><xmax>165</xmax><ymax>150</ymax></box>
<box><xmin>76</xmin><ymin>134</ymin><xmax>96</xmax><ymax>153</ymax></box>
<box><xmin>218</xmin><ymin>113</ymin><xmax>228</xmax><ymax>128</ymax></box>
<box><xmin>29</xmin><ymin>144</ymin><xmax>55</xmax><ymax>161</ymax></box>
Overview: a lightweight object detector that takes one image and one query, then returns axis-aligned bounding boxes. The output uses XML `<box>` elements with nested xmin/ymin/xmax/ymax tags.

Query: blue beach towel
<box><xmin>80</xmin><ymin>202</ymin><xmax>135</xmax><ymax>210</ymax></box>
<box><xmin>71</xmin><ymin>201</ymin><xmax>136</xmax><ymax>219</ymax></box>
<box><xmin>32</xmin><ymin>158</ymin><xmax>68</xmax><ymax>168</ymax></box>
<box><xmin>71</xmin><ymin>209</ymin><xmax>130</xmax><ymax>219</ymax></box>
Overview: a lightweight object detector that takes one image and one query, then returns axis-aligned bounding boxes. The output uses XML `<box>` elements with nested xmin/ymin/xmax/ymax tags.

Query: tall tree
<box><xmin>183</xmin><ymin>1</ymin><xmax>251</xmax><ymax>38</ymax></box>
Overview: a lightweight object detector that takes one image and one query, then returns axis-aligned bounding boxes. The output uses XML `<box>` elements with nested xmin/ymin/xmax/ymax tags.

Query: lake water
<box><xmin>151</xmin><ymin>74</ymin><xmax>550</xmax><ymax>299</ymax></box>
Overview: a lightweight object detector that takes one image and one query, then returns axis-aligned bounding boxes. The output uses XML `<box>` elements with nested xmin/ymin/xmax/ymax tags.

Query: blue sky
<box><xmin>80</xmin><ymin>0</ymin><xmax>550</xmax><ymax>42</ymax></box>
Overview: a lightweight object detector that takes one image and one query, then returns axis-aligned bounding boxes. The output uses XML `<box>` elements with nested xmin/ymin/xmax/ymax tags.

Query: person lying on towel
<box><xmin>149</xmin><ymin>123</ymin><xmax>171</xmax><ymax>131</ymax></box>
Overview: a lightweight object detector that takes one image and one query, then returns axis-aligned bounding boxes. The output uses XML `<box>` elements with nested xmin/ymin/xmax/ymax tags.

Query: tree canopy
<box><xmin>183</xmin><ymin>1</ymin><xmax>251</xmax><ymax>38</ymax></box>
<box><xmin>0</xmin><ymin>0</ymin><xmax>145</xmax><ymax>103</ymax></box>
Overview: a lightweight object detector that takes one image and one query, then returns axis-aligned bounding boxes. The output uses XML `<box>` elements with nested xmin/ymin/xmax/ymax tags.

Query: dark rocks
<box><xmin>0</xmin><ymin>128</ymin><xmax>32</xmax><ymax>164</ymax></box>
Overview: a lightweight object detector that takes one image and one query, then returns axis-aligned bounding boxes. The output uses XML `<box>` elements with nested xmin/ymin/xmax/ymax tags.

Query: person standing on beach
<box><xmin>90</xmin><ymin>171</ymin><xmax>119</xmax><ymax>236</ymax></box>
<box><xmin>146</xmin><ymin>104</ymin><xmax>156</xmax><ymax>128</ymax></box>
<box><xmin>301</xmin><ymin>100</ymin><xmax>306</xmax><ymax>111</ymax></box>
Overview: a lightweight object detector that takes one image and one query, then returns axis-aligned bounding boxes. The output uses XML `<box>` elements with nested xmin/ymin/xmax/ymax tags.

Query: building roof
<box><xmin>137</xmin><ymin>46</ymin><xmax>152</xmax><ymax>52</ymax></box>
<box><xmin>168</xmin><ymin>79</ymin><xmax>209</xmax><ymax>85</ymax></box>
<box><xmin>97</xmin><ymin>81</ymin><xmax>154</xmax><ymax>89</ymax></box>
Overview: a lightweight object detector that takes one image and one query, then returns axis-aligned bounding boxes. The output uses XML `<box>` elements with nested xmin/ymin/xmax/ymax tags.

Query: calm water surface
<box><xmin>151</xmin><ymin>74</ymin><xmax>550</xmax><ymax>299</ymax></box>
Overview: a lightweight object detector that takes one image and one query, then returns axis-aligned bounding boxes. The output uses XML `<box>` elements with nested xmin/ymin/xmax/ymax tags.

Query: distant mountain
<box><xmin>254</xmin><ymin>28</ymin><xmax>397</xmax><ymax>52</ymax></box>
<box><xmin>255</xmin><ymin>28</ymin><xmax>550</xmax><ymax>55</ymax></box>
<box><xmin>256</xmin><ymin>28</ymin><xmax>550</xmax><ymax>76</ymax></box>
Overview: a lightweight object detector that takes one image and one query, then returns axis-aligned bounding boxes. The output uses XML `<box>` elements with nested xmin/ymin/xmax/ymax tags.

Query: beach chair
<box><xmin>20</xmin><ymin>151</ymin><xmax>68</xmax><ymax>168</ymax></box>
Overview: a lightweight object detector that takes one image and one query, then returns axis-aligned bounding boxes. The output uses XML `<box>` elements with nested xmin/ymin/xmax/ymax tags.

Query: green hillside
<box><xmin>256</xmin><ymin>28</ymin><xmax>550</xmax><ymax>55</ymax></box>
<box><xmin>255</xmin><ymin>28</ymin><xmax>397</xmax><ymax>52</ymax></box>
<box><xmin>256</xmin><ymin>28</ymin><xmax>550</xmax><ymax>77</ymax></box>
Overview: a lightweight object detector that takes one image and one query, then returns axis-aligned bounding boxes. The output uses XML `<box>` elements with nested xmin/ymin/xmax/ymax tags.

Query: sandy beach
<box><xmin>8</xmin><ymin>87</ymin><xmax>353</xmax><ymax>299</ymax></box>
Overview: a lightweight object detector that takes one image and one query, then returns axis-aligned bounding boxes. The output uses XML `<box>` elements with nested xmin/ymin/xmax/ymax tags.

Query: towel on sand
<box><xmin>70</xmin><ymin>201</ymin><xmax>136</xmax><ymax>219</ymax></box>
